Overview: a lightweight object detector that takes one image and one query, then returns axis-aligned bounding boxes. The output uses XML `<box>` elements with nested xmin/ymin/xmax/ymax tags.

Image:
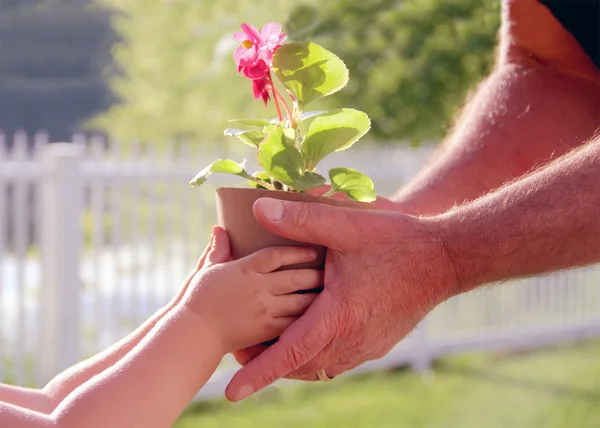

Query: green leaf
<box><xmin>189</xmin><ymin>159</ymin><xmax>246</xmax><ymax>186</ymax></box>
<box><xmin>224</xmin><ymin>128</ymin><xmax>266</xmax><ymax>147</ymax></box>
<box><xmin>258</xmin><ymin>127</ymin><xmax>325</xmax><ymax>191</ymax></box>
<box><xmin>228</xmin><ymin>118</ymin><xmax>273</xmax><ymax>127</ymax></box>
<box><xmin>300</xmin><ymin>110</ymin><xmax>328</xmax><ymax>122</ymax></box>
<box><xmin>295</xmin><ymin>171</ymin><xmax>327</xmax><ymax>190</ymax></box>
<box><xmin>301</xmin><ymin>109</ymin><xmax>371</xmax><ymax>170</ymax></box>
<box><xmin>272</xmin><ymin>42</ymin><xmax>349</xmax><ymax>108</ymax></box>
<box><xmin>328</xmin><ymin>167</ymin><xmax>376</xmax><ymax>202</ymax></box>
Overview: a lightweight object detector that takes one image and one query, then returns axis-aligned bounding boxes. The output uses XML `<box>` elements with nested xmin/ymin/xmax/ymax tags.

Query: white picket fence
<box><xmin>0</xmin><ymin>131</ymin><xmax>599</xmax><ymax>401</ymax></box>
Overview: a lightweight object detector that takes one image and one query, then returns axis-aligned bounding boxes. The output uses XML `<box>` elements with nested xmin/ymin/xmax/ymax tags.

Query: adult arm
<box><xmin>438</xmin><ymin>137</ymin><xmax>600</xmax><ymax>292</ymax></box>
<box><xmin>390</xmin><ymin>0</ymin><xmax>600</xmax><ymax>215</ymax></box>
<box><xmin>226</xmin><ymin>136</ymin><xmax>600</xmax><ymax>401</ymax></box>
<box><xmin>0</xmin><ymin>239</ymin><xmax>213</xmax><ymax>414</ymax></box>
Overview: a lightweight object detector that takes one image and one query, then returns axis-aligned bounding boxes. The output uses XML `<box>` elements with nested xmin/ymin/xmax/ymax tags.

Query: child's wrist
<box><xmin>175</xmin><ymin>304</ymin><xmax>228</xmax><ymax>357</ymax></box>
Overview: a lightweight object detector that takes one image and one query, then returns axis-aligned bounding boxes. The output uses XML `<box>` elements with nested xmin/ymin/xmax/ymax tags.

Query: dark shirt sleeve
<box><xmin>538</xmin><ymin>0</ymin><xmax>600</xmax><ymax>68</ymax></box>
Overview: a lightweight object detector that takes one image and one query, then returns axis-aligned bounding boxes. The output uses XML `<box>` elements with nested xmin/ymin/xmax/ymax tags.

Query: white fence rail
<box><xmin>0</xmin><ymin>132</ymin><xmax>599</xmax><ymax>401</ymax></box>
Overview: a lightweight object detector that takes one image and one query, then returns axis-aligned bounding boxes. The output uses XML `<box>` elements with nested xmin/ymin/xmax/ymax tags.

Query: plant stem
<box><xmin>322</xmin><ymin>186</ymin><xmax>337</xmax><ymax>197</ymax></box>
<box><xmin>271</xmin><ymin>84</ymin><xmax>284</xmax><ymax>122</ymax></box>
<box><xmin>274</xmin><ymin>90</ymin><xmax>294</xmax><ymax>127</ymax></box>
<box><xmin>240</xmin><ymin>172</ymin><xmax>277</xmax><ymax>191</ymax></box>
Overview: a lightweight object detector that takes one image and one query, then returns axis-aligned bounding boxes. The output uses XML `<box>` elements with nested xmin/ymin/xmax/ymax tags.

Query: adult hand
<box><xmin>226</xmin><ymin>198</ymin><xmax>457</xmax><ymax>402</ymax></box>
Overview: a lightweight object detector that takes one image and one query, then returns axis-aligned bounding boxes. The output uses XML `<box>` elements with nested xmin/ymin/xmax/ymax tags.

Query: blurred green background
<box><xmin>0</xmin><ymin>0</ymin><xmax>499</xmax><ymax>146</ymax></box>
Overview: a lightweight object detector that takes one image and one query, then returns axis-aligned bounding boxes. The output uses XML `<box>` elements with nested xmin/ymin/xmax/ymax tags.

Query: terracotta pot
<box><xmin>215</xmin><ymin>187</ymin><xmax>376</xmax><ymax>270</ymax></box>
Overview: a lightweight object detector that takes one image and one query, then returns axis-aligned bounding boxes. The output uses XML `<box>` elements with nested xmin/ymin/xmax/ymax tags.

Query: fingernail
<box><xmin>258</xmin><ymin>198</ymin><xmax>285</xmax><ymax>222</ymax></box>
<box><xmin>234</xmin><ymin>384</ymin><xmax>254</xmax><ymax>402</ymax></box>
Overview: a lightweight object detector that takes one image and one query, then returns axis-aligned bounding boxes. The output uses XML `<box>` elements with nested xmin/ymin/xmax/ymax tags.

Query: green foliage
<box><xmin>93</xmin><ymin>0</ymin><xmax>500</xmax><ymax>146</ymax></box>
<box><xmin>256</xmin><ymin>126</ymin><xmax>326</xmax><ymax>192</ymax></box>
<box><xmin>189</xmin><ymin>159</ymin><xmax>247</xmax><ymax>186</ymax></box>
<box><xmin>327</xmin><ymin>167</ymin><xmax>376</xmax><ymax>202</ymax></box>
<box><xmin>286</xmin><ymin>0</ymin><xmax>501</xmax><ymax>143</ymax></box>
<box><xmin>92</xmin><ymin>0</ymin><xmax>319</xmax><ymax>147</ymax></box>
<box><xmin>272</xmin><ymin>42</ymin><xmax>349</xmax><ymax>109</ymax></box>
<box><xmin>300</xmin><ymin>108</ymin><xmax>370</xmax><ymax>170</ymax></box>
<box><xmin>191</xmin><ymin>39</ymin><xmax>375</xmax><ymax>202</ymax></box>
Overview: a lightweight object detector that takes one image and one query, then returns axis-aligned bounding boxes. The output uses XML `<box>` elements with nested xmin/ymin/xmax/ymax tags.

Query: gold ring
<box><xmin>317</xmin><ymin>369</ymin><xmax>332</xmax><ymax>382</ymax></box>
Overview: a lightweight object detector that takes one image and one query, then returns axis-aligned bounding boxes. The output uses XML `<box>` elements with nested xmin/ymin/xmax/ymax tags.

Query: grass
<box><xmin>176</xmin><ymin>339</ymin><xmax>600</xmax><ymax>428</ymax></box>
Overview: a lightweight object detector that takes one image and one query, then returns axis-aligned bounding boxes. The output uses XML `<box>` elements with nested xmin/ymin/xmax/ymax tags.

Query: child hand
<box><xmin>182</xmin><ymin>227</ymin><xmax>323</xmax><ymax>354</ymax></box>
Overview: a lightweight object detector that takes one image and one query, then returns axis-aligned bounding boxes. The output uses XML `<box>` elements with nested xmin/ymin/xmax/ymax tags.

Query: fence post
<box><xmin>40</xmin><ymin>143</ymin><xmax>83</xmax><ymax>384</ymax></box>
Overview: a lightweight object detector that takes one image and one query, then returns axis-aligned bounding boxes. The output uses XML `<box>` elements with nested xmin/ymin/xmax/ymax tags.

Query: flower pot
<box><xmin>215</xmin><ymin>187</ymin><xmax>376</xmax><ymax>270</ymax></box>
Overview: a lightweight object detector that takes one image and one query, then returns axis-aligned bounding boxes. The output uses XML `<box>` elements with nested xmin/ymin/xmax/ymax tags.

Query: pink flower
<box><xmin>252</xmin><ymin>75</ymin><xmax>271</xmax><ymax>107</ymax></box>
<box><xmin>259</xmin><ymin>23</ymin><xmax>287</xmax><ymax>64</ymax></box>
<box><xmin>233</xmin><ymin>24</ymin><xmax>262</xmax><ymax>68</ymax></box>
<box><xmin>233</xmin><ymin>22</ymin><xmax>287</xmax><ymax>108</ymax></box>
<box><xmin>233</xmin><ymin>23</ymin><xmax>287</xmax><ymax>69</ymax></box>
<box><xmin>241</xmin><ymin>59</ymin><xmax>269</xmax><ymax>80</ymax></box>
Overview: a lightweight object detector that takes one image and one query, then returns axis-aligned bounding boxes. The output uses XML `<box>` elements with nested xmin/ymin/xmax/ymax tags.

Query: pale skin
<box><xmin>226</xmin><ymin>0</ymin><xmax>600</xmax><ymax>401</ymax></box>
<box><xmin>0</xmin><ymin>227</ymin><xmax>322</xmax><ymax>427</ymax></box>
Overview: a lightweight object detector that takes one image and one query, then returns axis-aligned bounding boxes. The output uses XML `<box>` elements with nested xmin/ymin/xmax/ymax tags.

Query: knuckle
<box><xmin>289</xmin><ymin>270</ymin><xmax>303</xmax><ymax>289</ymax></box>
<box><xmin>262</xmin><ymin>247</ymin><xmax>283</xmax><ymax>270</ymax></box>
<box><xmin>283</xmin><ymin>343</ymin><xmax>307</xmax><ymax>369</ymax></box>
<box><xmin>294</xmin><ymin>202</ymin><xmax>313</xmax><ymax>229</ymax></box>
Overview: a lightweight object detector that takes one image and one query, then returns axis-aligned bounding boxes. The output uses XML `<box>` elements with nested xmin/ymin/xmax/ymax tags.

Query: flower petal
<box><xmin>235</xmin><ymin>45</ymin><xmax>260</xmax><ymax>67</ymax></box>
<box><xmin>261</xmin><ymin>23</ymin><xmax>282</xmax><ymax>40</ymax></box>
<box><xmin>241</xmin><ymin>23</ymin><xmax>262</xmax><ymax>43</ymax></box>
<box><xmin>233</xmin><ymin>31</ymin><xmax>247</xmax><ymax>42</ymax></box>
<box><xmin>242</xmin><ymin>59</ymin><xmax>269</xmax><ymax>79</ymax></box>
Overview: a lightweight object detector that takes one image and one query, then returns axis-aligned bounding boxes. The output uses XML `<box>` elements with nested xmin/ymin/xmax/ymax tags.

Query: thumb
<box><xmin>253</xmin><ymin>198</ymin><xmax>353</xmax><ymax>250</ymax></box>
<box><xmin>204</xmin><ymin>226</ymin><xmax>231</xmax><ymax>267</ymax></box>
<box><xmin>225</xmin><ymin>297</ymin><xmax>332</xmax><ymax>402</ymax></box>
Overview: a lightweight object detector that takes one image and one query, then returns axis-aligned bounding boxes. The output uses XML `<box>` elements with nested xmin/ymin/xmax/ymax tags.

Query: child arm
<box><xmin>0</xmin><ymin>238</ymin><xmax>213</xmax><ymax>414</ymax></box>
<box><xmin>1</xmin><ymin>227</ymin><xmax>322</xmax><ymax>428</ymax></box>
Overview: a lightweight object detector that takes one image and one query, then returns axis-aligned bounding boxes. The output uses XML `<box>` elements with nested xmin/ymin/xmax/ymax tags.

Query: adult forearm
<box><xmin>437</xmin><ymin>138</ymin><xmax>600</xmax><ymax>294</ymax></box>
<box><xmin>392</xmin><ymin>63</ymin><xmax>600</xmax><ymax>215</ymax></box>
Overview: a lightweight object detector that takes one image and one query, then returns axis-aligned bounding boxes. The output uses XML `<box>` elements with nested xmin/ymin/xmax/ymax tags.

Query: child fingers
<box><xmin>268</xmin><ymin>269</ymin><xmax>323</xmax><ymax>295</ymax></box>
<box><xmin>264</xmin><ymin>316</ymin><xmax>298</xmax><ymax>341</ymax></box>
<box><xmin>246</xmin><ymin>246</ymin><xmax>318</xmax><ymax>273</ymax></box>
<box><xmin>271</xmin><ymin>293</ymin><xmax>318</xmax><ymax>318</ymax></box>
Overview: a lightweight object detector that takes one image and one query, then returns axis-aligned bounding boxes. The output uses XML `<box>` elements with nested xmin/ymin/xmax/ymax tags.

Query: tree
<box><xmin>92</xmin><ymin>0</ymin><xmax>316</xmax><ymax>148</ymax></box>
<box><xmin>285</xmin><ymin>0</ymin><xmax>501</xmax><ymax>143</ymax></box>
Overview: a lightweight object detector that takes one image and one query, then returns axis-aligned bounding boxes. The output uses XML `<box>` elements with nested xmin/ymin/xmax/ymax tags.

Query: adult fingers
<box><xmin>253</xmin><ymin>199</ymin><xmax>357</xmax><ymax>250</ymax></box>
<box><xmin>225</xmin><ymin>297</ymin><xmax>333</xmax><ymax>402</ymax></box>
<box><xmin>270</xmin><ymin>293</ymin><xmax>318</xmax><ymax>318</ymax></box>
<box><xmin>268</xmin><ymin>269</ymin><xmax>323</xmax><ymax>295</ymax></box>
<box><xmin>245</xmin><ymin>246</ymin><xmax>318</xmax><ymax>273</ymax></box>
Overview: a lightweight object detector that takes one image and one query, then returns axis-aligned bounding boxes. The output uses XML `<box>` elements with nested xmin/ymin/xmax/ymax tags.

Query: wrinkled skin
<box><xmin>225</xmin><ymin>199</ymin><xmax>456</xmax><ymax>401</ymax></box>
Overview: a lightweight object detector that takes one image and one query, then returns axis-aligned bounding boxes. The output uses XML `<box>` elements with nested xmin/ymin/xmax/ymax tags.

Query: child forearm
<box><xmin>50</xmin><ymin>306</ymin><xmax>223</xmax><ymax>428</ymax></box>
<box><xmin>0</xmin><ymin>265</ymin><xmax>201</xmax><ymax>415</ymax></box>
<box><xmin>0</xmin><ymin>303</ymin><xmax>179</xmax><ymax>415</ymax></box>
<box><xmin>0</xmin><ymin>301</ymin><xmax>179</xmax><ymax>415</ymax></box>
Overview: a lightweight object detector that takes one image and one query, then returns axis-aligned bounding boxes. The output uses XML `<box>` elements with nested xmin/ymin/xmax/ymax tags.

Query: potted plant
<box><xmin>190</xmin><ymin>22</ymin><xmax>377</xmax><ymax>269</ymax></box>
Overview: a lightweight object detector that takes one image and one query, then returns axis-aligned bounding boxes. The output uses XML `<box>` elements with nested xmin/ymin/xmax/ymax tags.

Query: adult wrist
<box><xmin>386</xmin><ymin>214</ymin><xmax>460</xmax><ymax>311</ymax></box>
<box><xmin>428</xmin><ymin>209</ymin><xmax>488</xmax><ymax>296</ymax></box>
